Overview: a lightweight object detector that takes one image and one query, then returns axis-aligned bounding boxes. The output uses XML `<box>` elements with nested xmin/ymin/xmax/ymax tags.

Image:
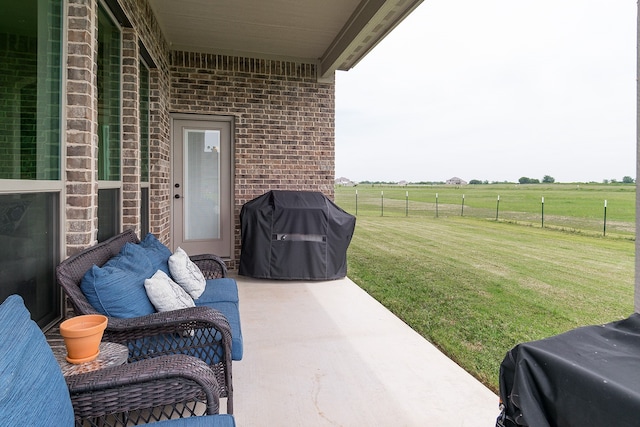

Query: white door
<box><xmin>172</xmin><ymin>116</ymin><xmax>232</xmax><ymax>257</ymax></box>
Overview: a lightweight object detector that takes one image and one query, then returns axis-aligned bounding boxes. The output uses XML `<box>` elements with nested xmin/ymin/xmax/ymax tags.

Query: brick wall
<box><xmin>65</xmin><ymin>0</ymin><xmax>173</xmax><ymax>254</ymax></box>
<box><xmin>169</xmin><ymin>52</ymin><xmax>336</xmax><ymax>263</ymax></box>
<box><xmin>147</xmin><ymin>67</ymin><xmax>172</xmax><ymax>243</ymax></box>
<box><xmin>120</xmin><ymin>28</ymin><xmax>140</xmax><ymax>232</ymax></box>
<box><xmin>63</xmin><ymin>0</ymin><xmax>337</xmax><ymax>266</ymax></box>
<box><xmin>119</xmin><ymin>0</ymin><xmax>173</xmax><ymax>244</ymax></box>
<box><xmin>65</xmin><ymin>0</ymin><xmax>98</xmax><ymax>254</ymax></box>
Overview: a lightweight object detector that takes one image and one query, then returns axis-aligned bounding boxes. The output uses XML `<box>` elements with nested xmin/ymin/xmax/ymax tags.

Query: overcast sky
<box><xmin>335</xmin><ymin>0</ymin><xmax>637</xmax><ymax>183</ymax></box>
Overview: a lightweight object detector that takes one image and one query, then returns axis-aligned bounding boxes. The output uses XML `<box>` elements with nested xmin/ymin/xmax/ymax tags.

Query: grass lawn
<box><xmin>344</xmin><ymin>215</ymin><xmax>635</xmax><ymax>392</ymax></box>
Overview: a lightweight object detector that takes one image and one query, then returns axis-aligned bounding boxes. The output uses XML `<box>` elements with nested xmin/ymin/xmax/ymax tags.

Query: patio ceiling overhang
<box><xmin>148</xmin><ymin>0</ymin><xmax>424</xmax><ymax>80</ymax></box>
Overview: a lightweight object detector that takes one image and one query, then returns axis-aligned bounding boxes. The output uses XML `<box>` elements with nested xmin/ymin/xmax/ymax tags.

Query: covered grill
<box><xmin>239</xmin><ymin>190</ymin><xmax>356</xmax><ymax>280</ymax></box>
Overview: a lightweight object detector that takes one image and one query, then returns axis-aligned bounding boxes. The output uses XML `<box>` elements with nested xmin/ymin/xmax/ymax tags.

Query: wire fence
<box><xmin>334</xmin><ymin>187</ymin><xmax>636</xmax><ymax>239</ymax></box>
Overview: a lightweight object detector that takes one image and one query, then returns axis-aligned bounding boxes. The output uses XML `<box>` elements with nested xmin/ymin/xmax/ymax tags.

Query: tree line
<box><xmin>345</xmin><ymin>176</ymin><xmax>636</xmax><ymax>186</ymax></box>
<box><xmin>469</xmin><ymin>176</ymin><xmax>635</xmax><ymax>185</ymax></box>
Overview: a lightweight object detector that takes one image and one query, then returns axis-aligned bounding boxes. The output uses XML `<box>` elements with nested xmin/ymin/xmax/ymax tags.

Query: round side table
<box><xmin>53</xmin><ymin>342</ymin><xmax>128</xmax><ymax>376</ymax></box>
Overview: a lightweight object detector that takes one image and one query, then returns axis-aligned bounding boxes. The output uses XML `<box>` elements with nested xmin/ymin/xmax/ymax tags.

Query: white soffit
<box><xmin>148</xmin><ymin>0</ymin><xmax>423</xmax><ymax>79</ymax></box>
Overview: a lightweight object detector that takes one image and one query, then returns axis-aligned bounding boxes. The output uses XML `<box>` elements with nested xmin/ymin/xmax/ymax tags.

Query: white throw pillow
<box><xmin>144</xmin><ymin>270</ymin><xmax>195</xmax><ymax>312</ymax></box>
<box><xmin>168</xmin><ymin>247</ymin><xmax>206</xmax><ymax>299</ymax></box>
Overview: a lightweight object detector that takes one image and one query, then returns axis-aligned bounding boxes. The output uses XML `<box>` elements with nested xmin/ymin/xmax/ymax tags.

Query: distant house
<box><xmin>335</xmin><ymin>177</ymin><xmax>355</xmax><ymax>186</ymax></box>
<box><xmin>446</xmin><ymin>177</ymin><xmax>467</xmax><ymax>185</ymax></box>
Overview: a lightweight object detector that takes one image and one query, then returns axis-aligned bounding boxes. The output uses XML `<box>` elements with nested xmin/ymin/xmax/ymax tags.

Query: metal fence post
<box><xmin>405</xmin><ymin>191</ymin><xmax>409</xmax><ymax>217</ymax></box>
<box><xmin>603</xmin><ymin>199</ymin><xmax>607</xmax><ymax>236</ymax></box>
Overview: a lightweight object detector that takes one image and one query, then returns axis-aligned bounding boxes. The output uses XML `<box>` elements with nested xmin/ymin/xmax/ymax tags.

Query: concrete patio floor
<box><xmin>230</xmin><ymin>275</ymin><xmax>499</xmax><ymax>426</ymax></box>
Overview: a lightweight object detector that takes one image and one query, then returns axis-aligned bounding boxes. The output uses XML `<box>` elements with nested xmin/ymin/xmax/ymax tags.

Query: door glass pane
<box><xmin>0</xmin><ymin>193</ymin><xmax>60</xmax><ymax>327</ymax></box>
<box><xmin>184</xmin><ymin>129</ymin><xmax>220</xmax><ymax>240</ymax></box>
<box><xmin>0</xmin><ymin>0</ymin><xmax>62</xmax><ymax>180</ymax></box>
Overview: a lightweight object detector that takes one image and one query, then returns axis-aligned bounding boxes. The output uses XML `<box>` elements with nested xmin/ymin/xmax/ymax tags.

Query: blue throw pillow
<box><xmin>0</xmin><ymin>295</ymin><xmax>75</xmax><ymax>425</ymax></box>
<box><xmin>139</xmin><ymin>233</ymin><xmax>173</xmax><ymax>276</ymax></box>
<box><xmin>81</xmin><ymin>242</ymin><xmax>156</xmax><ymax>318</ymax></box>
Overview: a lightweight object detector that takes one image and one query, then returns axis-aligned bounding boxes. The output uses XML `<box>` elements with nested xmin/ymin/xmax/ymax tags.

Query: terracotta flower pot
<box><xmin>59</xmin><ymin>314</ymin><xmax>108</xmax><ymax>364</ymax></box>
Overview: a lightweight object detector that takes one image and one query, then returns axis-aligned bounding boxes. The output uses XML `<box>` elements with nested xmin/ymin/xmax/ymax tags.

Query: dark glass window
<box><xmin>0</xmin><ymin>1</ymin><xmax>62</xmax><ymax>180</ymax></box>
<box><xmin>140</xmin><ymin>60</ymin><xmax>150</xmax><ymax>183</ymax></box>
<box><xmin>97</xmin><ymin>4</ymin><xmax>121</xmax><ymax>181</ymax></box>
<box><xmin>0</xmin><ymin>1</ymin><xmax>62</xmax><ymax>328</ymax></box>
<box><xmin>140</xmin><ymin>60</ymin><xmax>150</xmax><ymax>238</ymax></box>
<box><xmin>97</xmin><ymin>189</ymin><xmax>120</xmax><ymax>243</ymax></box>
<box><xmin>97</xmin><ymin>5</ymin><xmax>121</xmax><ymax>242</ymax></box>
<box><xmin>0</xmin><ymin>193</ymin><xmax>60</xmax><ymax>327</ymax></box>
<box><xmin>141</xmin><ymin>187</ymin><xmax>149</xmax><ymax>239</ymax></box>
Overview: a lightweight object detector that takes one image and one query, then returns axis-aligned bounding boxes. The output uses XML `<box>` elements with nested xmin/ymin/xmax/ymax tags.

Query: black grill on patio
<box><xmin>239</xmin><ymin>190</ymin><xmax>355</xmax><ymax>280</ymax></box>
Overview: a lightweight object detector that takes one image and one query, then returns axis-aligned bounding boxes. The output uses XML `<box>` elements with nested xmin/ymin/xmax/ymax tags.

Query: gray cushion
<box><xmin>145</xmin><ymin>270</ymin><xmax>195</xmax><ymax>312</ymax></box>
<box><xmin>169</xmin><ymin>247</ymin><xmax>206</xmax><ymax>299</ymax></box>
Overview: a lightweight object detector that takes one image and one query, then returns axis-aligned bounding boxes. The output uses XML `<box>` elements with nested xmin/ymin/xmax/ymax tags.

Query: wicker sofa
<box><xmin>56</xmin><ymin>229</ymin><xmax>242</xmax><ymax>414</ymax></box>
<box><xmin>0</xmin><ymin>294</ymin><xmax>236</xmax><ymax>426</ymax></box>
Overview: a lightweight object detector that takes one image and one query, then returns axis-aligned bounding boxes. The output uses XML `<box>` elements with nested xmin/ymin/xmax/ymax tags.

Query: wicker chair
<box><xmin>56</xmin><ymin>229</ymin><xmax>235</xmax><ymax>413</ymax></box>
<box><xmin>0</xmin><ymin>294</ymin><xmax>235</xmax><ymax>427</ymax></box>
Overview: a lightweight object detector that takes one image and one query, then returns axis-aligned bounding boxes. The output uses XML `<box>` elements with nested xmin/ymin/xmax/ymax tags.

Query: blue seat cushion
<box><xmin>126</xmin><ymin>278</ymin><xmax>243</xmax><ymax>362</ymax></box>
<box><xmin>81</xmin><ymin>242</ymin><xmax>156</xmax><ymax>318</ymax></box>
<box><xmin>197</xmin><ymin>278</ymin><xmax>239</xmax><ymax>303</ymax></box>
<box><xmin>139</xmin><ymin>233</ymin><xmax>173</xmax><ymax>276</ymax></box>
<box><xmin>199</xmin><ymin>301</ymin><xmax>243</xmax><ymax>361</ymax></box>
<box><xmin>0</xmin><ymin>295</ymin><xmax>75</xmax><ymax>425</ymax></box>
<box><xmin>195</xmin><ymin>279</ymin><xmax>243</xmax><ymax>360</ymax></box>
<box><xmin>152</xmin><ymin>414</ymin><xmax>236</xmax><ymax>427</ymax></box>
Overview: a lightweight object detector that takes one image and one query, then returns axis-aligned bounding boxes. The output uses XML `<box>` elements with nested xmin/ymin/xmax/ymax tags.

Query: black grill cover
<box><xmin>239</xmin><ymin>190</ymin><xmax>355</xmax><ymax>280</ymax></box>
<box><xmin>498</xmin><ymin>314</ymin><xmax>640</xmax><ymax>427</ymax></box>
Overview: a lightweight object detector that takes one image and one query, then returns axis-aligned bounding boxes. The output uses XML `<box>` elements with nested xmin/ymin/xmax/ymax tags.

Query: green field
<box><xmin>334</xmin><ymin>184</ymin><xmax>636</xmax><ymax>392</ymax></box>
